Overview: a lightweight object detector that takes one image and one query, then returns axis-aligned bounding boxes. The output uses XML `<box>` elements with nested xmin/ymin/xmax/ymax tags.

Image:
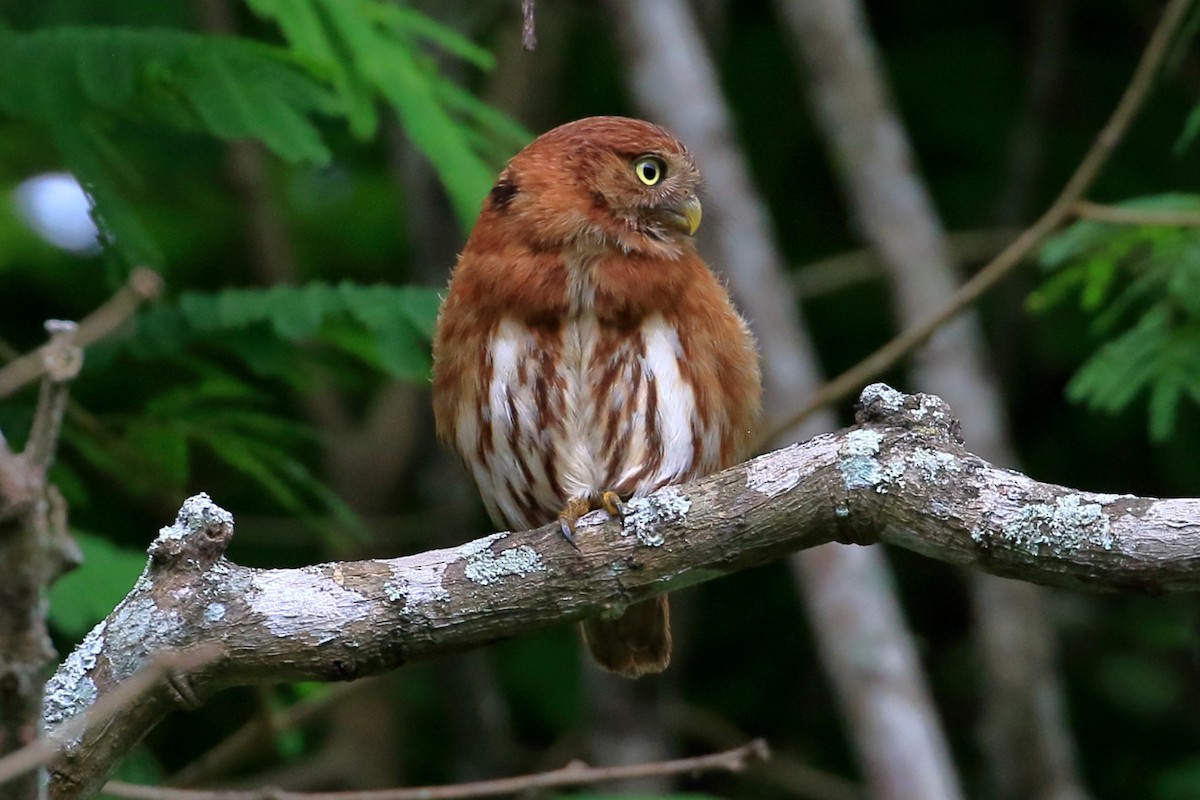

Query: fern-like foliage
<box><xmin>0</xmin><ymin>7</ymin><xmax>529</xmax><ymax>270</ymax></box>
<box><xmin>0</xmin><ymin>8</ymin><xmax>520</xmax><ymax>601</ymax></box>
<box><xmin>178</xmin><ymin>281</ymin><xmax>441</xmax><ymax>380</ymax></box>
<box><xmin>46</xmin><ymin>281</ymin><xmax>440</xmax><ymax>550</ymax></box>
<box><xmin>60</xmin><ymin>366</ymin><xmax>369</xmax><ymax>547</ymax></box>
<box><xmin>246</xmin><ymin>0</ymin><xmax>529</xmax><ymax>227</ymax></box>
<box><xmin>1032</xmin><ymin>193</ymin><xmax>1200</xmax><ymax>440</ymax></box>
<box><xmin>0</xmin><ymin>26</ymin><xmax>337</xmax><ymax>269</ymax></box>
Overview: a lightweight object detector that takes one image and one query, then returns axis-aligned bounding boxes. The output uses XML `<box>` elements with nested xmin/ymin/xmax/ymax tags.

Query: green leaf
<box><xmin>401</xmin><ymin>287</ymin><xmax>442</xmax><ymax>337</ymax></box>
<box><xmin>336</xmin><ymin>283</ymin><xmax>440</xmax><ymax>378</ymax></box>
<box><xmin>185</xmin><ymin>284</ymin><xmax>328</xmax><ymax>338</ymax></box>
<box><xmin>1163</xmin><ymin>236</ymin><xmax>1200</xmax><ymax>317</ymax></box>
<box><xmin>371</xmin><ymin>4</ymin><xmax>495</xmax><ymax>70</ymax></box>
<box><xmin>319</xmin><ymin>1</ymin><xmax>494</xmax><ymax>226</ymax></box>
<box><xmin>1026</xmin><ymin>264</ymin><xmax>1087</xmax><ymax>314</ymax></box>
<box><xmin>1067</xmin><ymin>308</ymin><xmax>1170</xmax><ymax>412</ymax></box>
<box><xmin>175</xmin><ymin>40</ymin><xmax>332</xmax><ymax>164</ymax></box>
<box><xmin>76</xmin><ymin>31</ymin><xmax>138</xmax><ymax>108</ymax></box>
<box><xmin>370</xmin><ymin>318</ymin><xmax>432</xmax><ymax>380</ymax></box>
<box><xmin>246</xmin><ymin>0</ymin><xmax>379</xmax><ymax>136</ymax></box>
<box><xmin>1148</xmin><ymin>377</ymin><xmax>1183</xmax><ymax>442</ymax></box>
<box><xmin>0</xmin><ymin>27</ymin><xmax>337</xmax><ymax>157</ymax></box>
<box><xmin>266</xmin><ymin>284</ymin><xmax>332</xmax><ymax>339</ymax></box>
<box><xmin>220</xmin><ymin>329</ymin><xmax>306</xmax><ymax>385</ymax></box>
<box><xmin>1078</xmin><ymin>256</ymin><xmax>1118</xmax><ymax>311</ymax></box>
<box><xmin>1176</xmin><ymin>104</ymin><xmax>1200</xmax><ymax>155</ymax></box>
<box><xmin>201</xmin><ymin>432</ymin><xmax>307</xmax><ymax>512</ymax></box>
<box><xmin>274</xmin><ymin>456</ymin><xmax>370</xmax><ymax>542</ymax></box>
<box><xmin>66</xmin><ymin>420</ymin><xmax>168</xmax><ymax>501</ymax></box>
<box><xmin>50</xmin><ymin>532</ymin><xmax>147</xmax><ymax>636</ymax></box>
<box><xmin>433</xmin><ymin>77</ymin><xmax>533</xmax><ymax>159</ymax></box>
<box><xmin>125</xmin><ymin>419</ymin><xmax>190</xmax><ymax>489</ymax></box>
<box><xmin>1037</xmin><ymin>195</ymin><xmax>1200</xmax><ymax>439</ymax></box>
<box><xmin>52</xmin><ymin>123</ymin><xmax>164</xmax><ymax>270</ymax></box>
<box><xmin>248</xmin><ymin>0</ymin><xmax>498</xmax><ymax>227</ymax></box>
<box><xmin>337</xmin><ymin>282</ymin><xmax>442</xmax><ymax>337</ymax></box>
<box><xmin>178</xmin><ymin>282</ymin><xmax>440</xmax><ymax>380</ymax></box>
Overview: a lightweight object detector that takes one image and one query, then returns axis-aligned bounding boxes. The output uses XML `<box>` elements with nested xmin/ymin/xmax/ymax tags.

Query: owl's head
<box><xmin>482</xmin><ymin>116</ymin><xmax>703</xmax><ymax>256</ymax></box>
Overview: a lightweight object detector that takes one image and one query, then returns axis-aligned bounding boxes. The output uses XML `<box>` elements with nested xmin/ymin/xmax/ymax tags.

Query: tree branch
<box><xmin>1072</xmin><ymin>199</ymin><xmax>1200</xmax><ymax>226</ymax></box>
<box><xmin>103</xmin><ymin>740</ymin><xmax>767</xmax><ymax>800</ymax></box>
<box><xmin>791</xmin><ymin>228</ymin><xmax>1022</xmax><ymax>300</ymax></box>
<box><xmin>0</xmin><ymin>268</ymin><xmax>162</xmax><ymax>399</ymax></box>
<box><xmin>0</xmin><ymin>648</ymin><xmax>220</xmax><ymax>788</ymax></box>
<box><xmin>520</xmin><ymin>0</ymin><xmax>537</xmax><ymax>50</ymax></box>
<box><xmin>1</xmin><ymin>318</ymin><xmax>88</xmax><ymax>800</ymax></box>
<box><xmin>166</xmin><ymin>682</ymin><xmax>371</xmax><ymax>787</ymax></box>
<box><xmin>44</xmin><ymin>384</ymin><xmax>1200</xmax><ymax>800</ymax></box>
<box><xmin>24</xmin><ymin>321</ymin><xmax>82</xmax><ymax>473</ymax></box>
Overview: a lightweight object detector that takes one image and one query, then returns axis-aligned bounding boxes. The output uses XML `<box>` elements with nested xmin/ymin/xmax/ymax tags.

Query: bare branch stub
<box><xmin>521</xmin><ymin>0</ymin><xmax>537</xmax><ymax>50</ymax></box>
<box><xmin>146</xmin><ymin>494</ymin><xmax>235</xmax><ymax>571</ymax></box>
<box><xmin>42</xmin><ymin>384</ymin><xmax>1200</xmax><ymax>800</ymax></box>
<box><xmin>855</xmin><ymin>382</ymin><xmax>963</xmax><ymax>444</ymax></box>
<box><xmin>25</xmin><ymin>321</ymin><xmax>83</xmax><ymax>474</ymax></box>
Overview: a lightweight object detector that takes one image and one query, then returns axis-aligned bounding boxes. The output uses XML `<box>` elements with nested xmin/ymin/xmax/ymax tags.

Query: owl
<box><xmin>432</xmin><ymin>116</ymin><xmax>762</xmax><ymax>677</ymax></box>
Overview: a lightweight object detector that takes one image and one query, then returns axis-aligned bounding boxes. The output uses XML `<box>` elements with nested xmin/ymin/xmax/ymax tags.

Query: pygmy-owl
<box><xmin>432</xmin><ymin>116</ymin><xmax>762</xmax><ymax>678</ymax></box>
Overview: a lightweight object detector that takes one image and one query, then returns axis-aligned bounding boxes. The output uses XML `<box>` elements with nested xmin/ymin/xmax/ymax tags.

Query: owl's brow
<box><xmin>611</xmin><ymin>147</ymin><xmax>668</xmax><ymax>161</ymax></box>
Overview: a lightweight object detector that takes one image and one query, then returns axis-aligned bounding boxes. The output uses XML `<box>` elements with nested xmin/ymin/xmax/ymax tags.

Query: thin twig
<box><xmin>168</xmin><ymin>681</ymin><xmax>373</xmax><ymax>787</ymax></box>
<box><xmin>792</xmin><ymin>228</ymin><xmax>1024</xmax><ymax>299</ymax></box>
<box><xmin>0</xmin><ymin>267</ymin><xmax>162</xmax><ymax>398</ymax></box>
<box><xmin>764</xmin><ymin>0</ymin><xmax>1195</xmax><ymax>444</ymax></box>
<box><xmin>0</xmin><ymin>647</ymin><xmax>220</xmax><ymax>786</ymax></box>
<box><xmin>24</xmin><ymin>321</ymin><xmax>83</xmax><ymax>472</ymax></box>
<box><xmin>107</xmin><ymin>740</ymin><xmax>769</xmax><ymax>800</ymax></box>
<box><xmin>669</xmin><ymin>702</ymin><xmax>861</xmax><ymax>800</ymax></box>
<box><xmin>521</xmin><ymin>0</ymin><xmax>537</xmax><ymax>50</ymax></box>
<box><xmin>1073</xmin><ymin>199</ymin><xmax>1200</xmax><ymax>226</ymax></box>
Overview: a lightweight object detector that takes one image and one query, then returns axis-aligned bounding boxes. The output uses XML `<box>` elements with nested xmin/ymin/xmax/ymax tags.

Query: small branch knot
<box><xmin>128</xmin><ymin>267</ymin><xmax>164</xmax><ymax>300</ymax></box>
<box><xmin>855</xmin><ymin>383</ymin><xmax>962</xmax><ymax>443</ymax></box>
<box><xmin>40</xmin><ymin>321</ymin><xmax>83</xmax><ymax>383</ymax></box>
<box><xmin>148</xmin><ymin>493</ymin><xmax>234</xmax><ymax>569</ymax></box>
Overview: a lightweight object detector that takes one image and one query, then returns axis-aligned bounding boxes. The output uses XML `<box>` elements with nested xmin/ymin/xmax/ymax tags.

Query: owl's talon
<box><xmin>558</xmin><ymin>497</ymin><xmax>591</xmax><ymax>550</ymax></box>
<box><xmin>559</xmin><ymin>517</ymin><xmax>579</xmax><ymax>550</ymax></box>
<box><xmin>600</xmin><ymin>491</ymin><xmax>626</xmax><ymax>521</ymax></box>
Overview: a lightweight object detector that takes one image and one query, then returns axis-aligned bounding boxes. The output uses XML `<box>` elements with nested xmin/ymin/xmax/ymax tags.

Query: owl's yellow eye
<box><xmin>634</xmin><ymin>156</ymin><xmax>666</xmax><ymax>186</ymax></box>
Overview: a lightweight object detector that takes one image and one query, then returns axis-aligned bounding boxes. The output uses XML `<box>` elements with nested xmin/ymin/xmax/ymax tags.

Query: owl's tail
<box><xmin>580</xmin><ymin>595</ymin><xmax>671</xmax><ymax>678</ymax></box>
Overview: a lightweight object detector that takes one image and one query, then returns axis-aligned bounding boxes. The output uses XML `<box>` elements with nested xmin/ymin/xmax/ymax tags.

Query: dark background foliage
<box><xmin>2</xmin><ymin>1</ymin><xmax>1199</xmax><ymax>798</ymax></box>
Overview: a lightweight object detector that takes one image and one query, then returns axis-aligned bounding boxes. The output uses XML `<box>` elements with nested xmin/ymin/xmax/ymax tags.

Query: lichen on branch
<box><xmin>43</xmin><ymin>383</ymin><xmax>1200</xmax><ymax>800</ymax></box>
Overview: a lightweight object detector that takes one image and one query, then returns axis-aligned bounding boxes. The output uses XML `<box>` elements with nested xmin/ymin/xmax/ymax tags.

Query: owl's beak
<box><xmin>661</xmin><ymin>194</ymin><xmax>703</xmax><ymax>236</ymax></box>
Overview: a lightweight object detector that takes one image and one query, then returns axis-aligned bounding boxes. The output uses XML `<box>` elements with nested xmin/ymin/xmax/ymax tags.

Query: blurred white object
<box><xmin>12</xmin><ymin>172</ymin><xmax>101</xmax><ymax>254</ymax></box>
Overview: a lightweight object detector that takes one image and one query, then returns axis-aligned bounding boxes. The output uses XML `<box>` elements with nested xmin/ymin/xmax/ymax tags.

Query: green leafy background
<box><xmin>1</xmin><ymin>1</ymin><xmax>1199</xmax><ymax>798</ymax></box>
